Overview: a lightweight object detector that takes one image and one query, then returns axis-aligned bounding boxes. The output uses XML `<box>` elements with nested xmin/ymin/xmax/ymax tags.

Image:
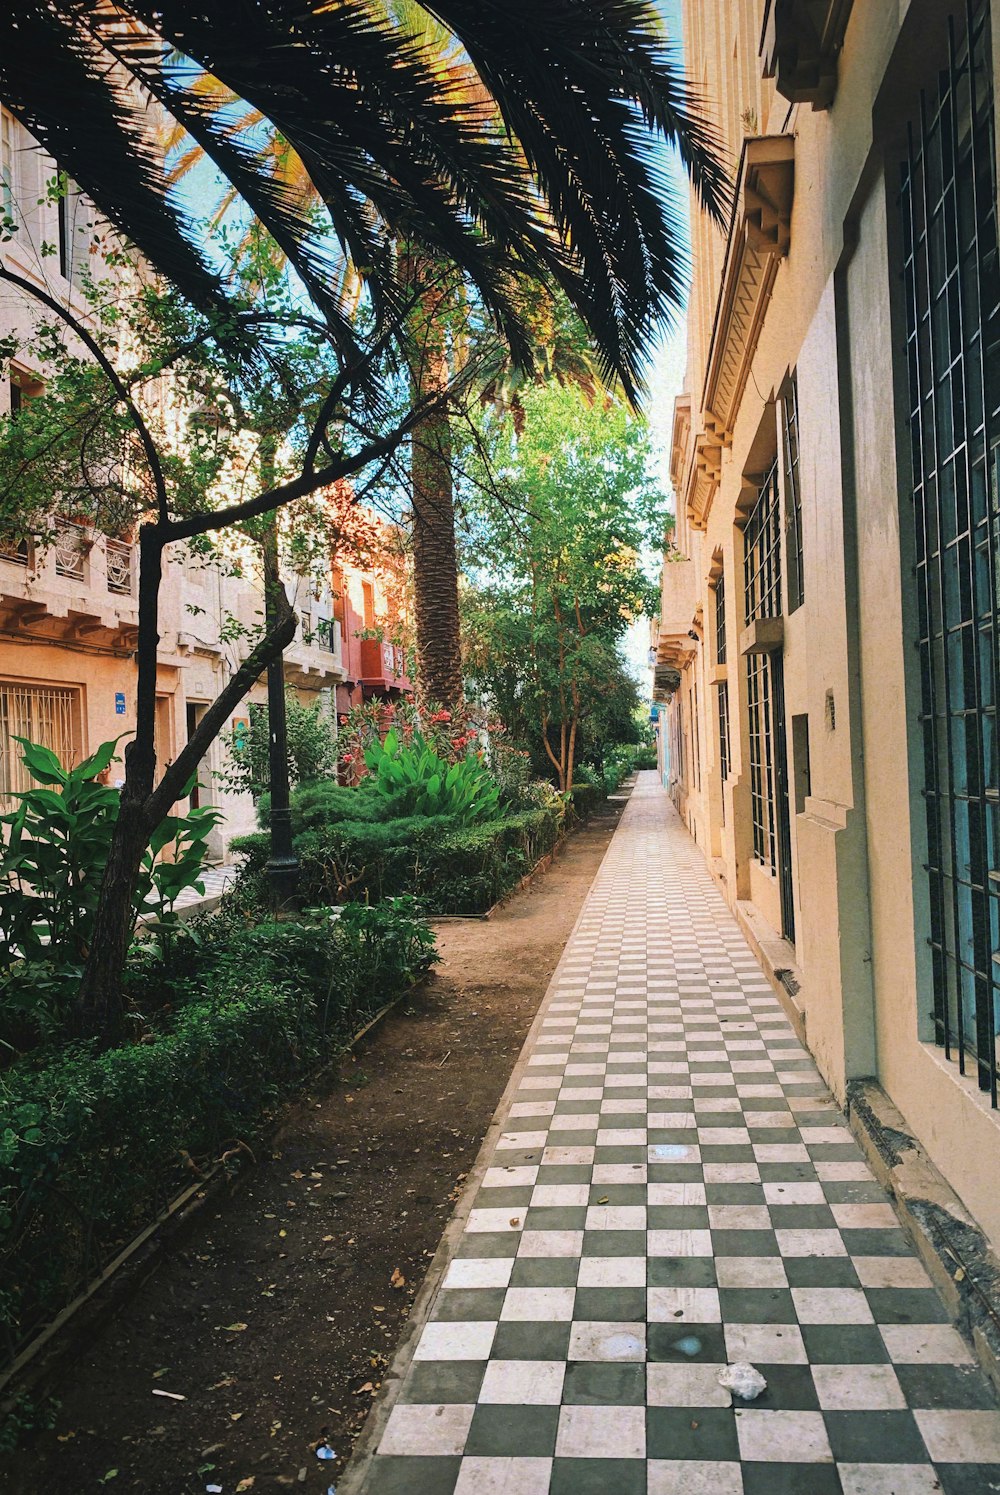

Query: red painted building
<box><xmin>331</xmin><ymin>511</ymin><xmax>413</xmax><ymax>715</ymax></box>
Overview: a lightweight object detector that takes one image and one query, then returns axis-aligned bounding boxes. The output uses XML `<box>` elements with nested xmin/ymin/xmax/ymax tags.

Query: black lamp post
<box><xmin>262</xmin><ymin>519</ymin><xmax>298</xmax><ymax>913</ymax></box>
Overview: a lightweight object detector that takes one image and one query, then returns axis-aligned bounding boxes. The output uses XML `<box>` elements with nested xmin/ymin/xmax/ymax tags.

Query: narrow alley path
<box><xmin>344</xmin><ymin>772</ymin><xmax>1000</xmax><ymax>1495</ymax></box>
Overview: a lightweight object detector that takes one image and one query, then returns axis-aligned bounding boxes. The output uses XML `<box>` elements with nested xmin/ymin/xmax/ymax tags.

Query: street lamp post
<box><xmin>263</xmin><ymin>520</ymin><xmax>298</xmax><ymax>913</ymax></box>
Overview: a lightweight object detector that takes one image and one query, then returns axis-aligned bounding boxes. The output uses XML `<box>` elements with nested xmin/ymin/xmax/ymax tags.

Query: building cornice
<box><xmin>701</xmin><ymin>135</ymin><xmax>795</xmax><ymax>450</ymax></box>
<box><xmin>759</xmin><ymin>0</ymin><xmax>855</xmax><ymax>110</ymax></box>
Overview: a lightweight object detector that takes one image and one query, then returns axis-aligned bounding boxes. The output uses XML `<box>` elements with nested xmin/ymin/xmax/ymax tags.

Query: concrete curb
<box><xmin>337</xmin><ymin>781</ymin><xmax>633</xmax><ymax>1494</ymax></box>
<box><xmin>845</xmin><ymin>1078</ymin><xmax>1000</xmax><ymax>1400</ymax></box>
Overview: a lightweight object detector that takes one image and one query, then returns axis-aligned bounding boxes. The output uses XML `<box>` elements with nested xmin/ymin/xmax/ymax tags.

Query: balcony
<box><xmin>315</xmin><ymin>617</ymin><xmax>342</xmax><ymax>656</ymax></box>
<box><xmin>760</xmin><ymin>0</ymin><xmax>854</xmax><ymax>111</ymax></box>
<box><xmin>652</xmin><ymin>557</ymin><xmax>699</xmax><ymax>698</ymax></box>
<box><xmin>284</xmin><ymin>611</ymin><xmax>345</xmax><ymax>687</ymax></box>
<box><xmin>360</xmin><ymin>636</ymin><xmax>395</xmax><ymax>682</ymax></box>
<box><xmin>105</xmin><ymin>536</ymin><xmax>134</xmax><ymax>596</ymax></box>
<box><xmin>0</xmin><ymin>519</ymin><xmax>138</xmax><ymax>651</ymax></box>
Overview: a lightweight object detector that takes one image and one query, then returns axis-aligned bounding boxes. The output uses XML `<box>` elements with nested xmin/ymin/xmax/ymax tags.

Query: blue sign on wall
<box><xmin>115</xmin><ymin>692</ymin><xmax>126</xmax><ymax>716</ymax></box>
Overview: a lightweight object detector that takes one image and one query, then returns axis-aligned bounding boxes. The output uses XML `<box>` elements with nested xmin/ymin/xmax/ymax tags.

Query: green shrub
<box><xmin>257</xmin><ymin>777</ymin><xmax>396</xmax><ymax>833</ymax></box>
<box><xmin>365</xmin><ymin>729</ymin><xmax>501</xmax><ymax>823</ymax></box>
<box><xmin>232</xmin><ymin>801</ymin><xmax>565</xmax><ymax>915</ymax></box>
<box><xmin>0</xmin><ymin>738</ymin><xmax>220</xmax><ymax>1046</ymax></box>
<box><xmin>634</xmin><ymin>744</ymin><xmax>658</xmax><ymax>770</ymax></box>
<box><xmin>569</xmin><ymin>782</ymin><xmax>605</xmax><ymax>821</ymax></box>
<box><xmin>0</xmin><ymin>898</ymin><xmax>435</xmax><ymax>1360</ymax></box>
<box><xmin>217</xmin><ymin>690</ymin><xmax>339</xmax><ymax>800</ymax></box>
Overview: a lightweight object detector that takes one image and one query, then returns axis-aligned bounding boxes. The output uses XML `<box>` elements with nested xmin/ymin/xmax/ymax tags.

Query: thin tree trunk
<box><xmin>77</xmin><ymin>525</ymin><xmax>298</xmax><ymax>1037</ymax></box>
<box><xmin>406</xmin><ymin>256</ymin><xmax>462</xmax><ymax>712</ymax></box>
<box><xmin>566</xmin><ymin>716</ymin><xmax>578</xmax><ymax>794</ymax></box>
<box><xmin>76</xmin><ymin>524</ymin><xmax>164</xmax><ymax>1035</ymax></box>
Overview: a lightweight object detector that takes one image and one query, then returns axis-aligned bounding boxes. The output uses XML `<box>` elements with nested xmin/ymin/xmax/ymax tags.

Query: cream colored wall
<box><xmin>669</xmin><ymin>0</ymin><xmax>1000</xmax><ymax>1248</ymax></box>
<box><xmin>846</xmin><ymin>159</ymin><xmax>1000</xmax><ymax>1248</ymax></box>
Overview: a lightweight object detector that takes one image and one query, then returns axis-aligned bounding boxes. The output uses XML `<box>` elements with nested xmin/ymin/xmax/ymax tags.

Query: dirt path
<box><xmin>8</xmin><ymin>798</ymin><xmax>624</xmax><ymax>1495</ymax></box>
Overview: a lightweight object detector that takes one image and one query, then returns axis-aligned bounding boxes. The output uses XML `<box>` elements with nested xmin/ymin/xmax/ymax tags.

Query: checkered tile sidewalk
<box><xmin>353</xmin><ymin>772</ymin><xmax>1000</xmax><ymax>1494</ymax></box>
<box><xmin>172</xmin><ymin>863</ymin><xmax>237</xmax><ymax>909</ymax></box>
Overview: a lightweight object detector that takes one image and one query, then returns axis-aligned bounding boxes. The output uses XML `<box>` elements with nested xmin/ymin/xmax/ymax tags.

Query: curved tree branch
<box><xmin>0</xmin><ymin>263</ymin><xmax>170</xmax><ymax>524</ymax></box>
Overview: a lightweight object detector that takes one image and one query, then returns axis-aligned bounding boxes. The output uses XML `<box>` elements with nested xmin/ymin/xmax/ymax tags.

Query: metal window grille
<box><xmin>783</xmin><ymin>374</ymin><xmax>805</xmax><ymax>611</ymax></box>
<box><xmin>691</xmin><ymin>681</ymin><xmax>701</xmax><ymax>791</ymax></box>
<box><xmin>902</xmin><ymin>0</ymin><xmax>1000</xmax><ymax>1103</ymax></box>
<box><xmin>743</xmin><ymin>459</ymin><xmax>783</xmax><ymax>622</ymax></box>
<box><xmin>105</xmin><ymin>537</ymin><xmax>133</xmax><ymax>595</ymax></box>
<box><xmin>715</xmin><ymin>572</ymin><xmax>728</xmax><ymax>664</ymax></box>
<box><xmin>715</xmin><ymin>571</ymin><xmax>731</xmax><ymax>785</ymax></box>
<box><xmin>0</xmin><ymin>684</ymin><xmax>77</xmax><ymax>801</ymax></box>
<box><xmin>718</xmin><ymin>680</ymin><xmax>731</xmax><ymax>783</ymax></box>
<box><xmin>54</xmin><ymin>519</ymin><xmax>87</xmax><ymax>581</ymax></box>
<box><xmin>0</xmin><ymin>536</ymin><xmax>29</xmax><ymax>567</ymax></box>
<box><xmin>1</xmin><ymin>110</ymin><xmax>16</xmax><ymax>219</ymax></box>
<box><xmin>747</xmin><ymin>652</ymin><xmax>777</xmax><ymax>867</ymax></box>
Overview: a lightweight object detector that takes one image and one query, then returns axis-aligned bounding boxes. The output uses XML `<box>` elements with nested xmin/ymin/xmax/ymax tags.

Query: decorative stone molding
<box><xmin>669</xmin><ymin>394</ymin><xmax>691</xmax><ymax>496</ymax></box>
<box><xmin>686</xmin><ymin>428</ymin><xmax>724</xmax><ymax>531</ymax></box>
<box><xmin>759</xmin><ymin>0</ymin><xmax>855</xmax><ymax>111</ymax></box>
<box><xmin>701</xmin><ymin>136</ymin><xmax>795</xmax><ymax>447</ymax></box>
<box><xmin>740</xmin><ymin>616</ymin><xmax>785</xmax><ymax>656</ymax></box>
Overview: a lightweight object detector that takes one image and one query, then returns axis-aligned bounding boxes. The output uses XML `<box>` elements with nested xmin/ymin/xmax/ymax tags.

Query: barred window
<box><xmin>718</xmin><ymin>680</ymin><xmax>731</xmax><ymax>784</ymax></box>
<box><xmin>747</xmin><ymin>653</ymin><xmax>776</xmax><ymax>867</ymax></box>
<box><xmin>715</xmin><ymin>572</ymin><xmax>730</xmax><ymax>784</ymax></box>
<box><xmin>783</xmin><ymin>374</ymin><xmax>804</xmax><ymax>612</ymax></box>
<box><xmin>0</xmin><ymin>683</ymin><xmax>79</xmax><ymax>802</ymax></box>
<box><xmin>902</xmin><ymin>0</ymin><xmax>1000</xmax><ymax>1103</ymax></box>
<box><xmin>743</xmin><ymin>460</ymin><xmax>782</xmax><ymax>622</ymax></box>
<box><xmin>715</xmin><ymin>571</ymin><xmax>727</xmax><ymax>664</ymax></box>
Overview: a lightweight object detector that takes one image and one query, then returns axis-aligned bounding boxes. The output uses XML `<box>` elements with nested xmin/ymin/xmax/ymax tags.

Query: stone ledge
<box><xmin>735</xmin><ymin>897</ymin><xmax>807</xmax><ymax>1047</ymax></box>
<box><xmin>846</xmin><ymin>1077</ymin><xmax>1000</xmax><ymax>1399</ymax></box>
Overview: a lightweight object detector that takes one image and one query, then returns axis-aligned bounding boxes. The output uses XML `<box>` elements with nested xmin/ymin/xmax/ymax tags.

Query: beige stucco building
<box><xmin>656</xmin><ymin>0</ymin><xmax>1000</xmax><ymax>1260</ymax></box>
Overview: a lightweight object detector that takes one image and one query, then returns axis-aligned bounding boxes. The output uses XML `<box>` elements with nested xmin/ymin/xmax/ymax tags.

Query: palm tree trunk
<box><xmin>406</xmin><ymin>259</ymin><xmax>462</xmax><ymax>712</ymax></box>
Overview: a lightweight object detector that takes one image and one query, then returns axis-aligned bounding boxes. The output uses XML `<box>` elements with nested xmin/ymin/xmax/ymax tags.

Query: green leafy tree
<box><xmin>217</xmin><ymin>691</ymin><xmax>339</xmax><ymax>801</ymax></box>
<box><xmin>464</xmin><ymin>382</ymin><xmax>665</xmax><ymax>792</ymax></box>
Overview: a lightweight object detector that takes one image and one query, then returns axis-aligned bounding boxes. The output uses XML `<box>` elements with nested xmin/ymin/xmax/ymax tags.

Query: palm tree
<box><xmin>0</xmin><ymin>0</ymin><xmax>725</xmax><ymax>396</ymax></box>
<box><xmin>157</xmin><ymin>2</ymin><xmax>609</xmax><ymax>712</ymax></box>
<box><xmin>0</xmin><ymin>0</ymin><xmax>726</xmax><ymax>1026</ymax></box>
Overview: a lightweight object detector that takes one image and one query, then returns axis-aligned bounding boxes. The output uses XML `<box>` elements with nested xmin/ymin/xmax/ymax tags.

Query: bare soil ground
<box><xmin>8</xmin><ymin>797</ymin><xmax>623</xmax><ymax>1495</ymax></box>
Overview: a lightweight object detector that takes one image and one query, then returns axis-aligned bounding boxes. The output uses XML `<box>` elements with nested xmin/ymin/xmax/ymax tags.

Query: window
<box><xmin>743</xmin><ymin>458</ymin><xmax>782</xmax><ymax>622</ymax></box>
<box><xmin>783</xmin><ymin>374</ymin><xmax>805</xmax><ymax>611</ymax></box>
<box><xmin>715</xmin><ymin>572</ymin><xmax>731</xmax><ymax>784</ymax></box>
<box><xmin>715</xmin><ymin>570</ymin><xmax>728</xmax><ymax>664</ymax></box>
<box><xmin>362</xmin><ymin>579</ymin><xmax>375</xmax><ymax>629</ymax></box>
<box><xmin>747</xmin><ymin>652</ymin><xmax>776</xmax><ymax>867</ymax></box>
<box><xmin>902</xmin><ymin>0</ymin><xmax>1000</xmax><ymax>1103</ymax></box>
<box><xmin>1</xmin><ymin>109</ymin><xmax>16</xmax><ymax>222</ymax></box>
<box><xmin>718</xmin><ymin>681</ymin><xmax>731</xmax><ymax>786</ymax></box>
<box><xmin>743</xmin><ymin>461</ymin><xmax>782</xmax><ymax>865</ymax></box>
<box><xmin>0</xmin><ymin>684</ymin><xmax>78</xmax><ymax>801</ymax></box>
<box><xmin>691</xmin><ymin>680</ymin><xmax>701</xmax><ymax>791</ymax></box>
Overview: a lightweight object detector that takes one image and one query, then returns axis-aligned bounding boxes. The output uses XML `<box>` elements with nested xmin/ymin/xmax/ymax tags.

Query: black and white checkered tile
<box><xmin>355</xmin><ymin>773</ymin><xmax>1000</xmax><ymax>1495</ymax></box>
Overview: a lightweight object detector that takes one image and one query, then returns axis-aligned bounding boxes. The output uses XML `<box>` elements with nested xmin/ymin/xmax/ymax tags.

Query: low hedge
<box><xmin>568</xmin><ymin>782</ymin><xmax>606</xmax><ymax>820</ymax></box>
<box><xmin>0</xmin><ymin>900</ymin><xmax>435</xmax><ymax>1362</ymax></box>
<box><xmin>232</xmin><ymin>801</ymin><xmax>565</xmax><ymax>916</ymax></box>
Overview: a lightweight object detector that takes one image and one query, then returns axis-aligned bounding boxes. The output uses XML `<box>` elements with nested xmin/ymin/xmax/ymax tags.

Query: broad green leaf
<box><xmin>12</xmin><ymin>737</ymin><xmax>66</xmax><ymax>786</ymax></box>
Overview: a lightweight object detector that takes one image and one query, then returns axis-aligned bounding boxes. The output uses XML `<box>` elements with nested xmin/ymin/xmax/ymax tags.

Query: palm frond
<box><xmin>3</xmin><ymin>0</ymin><xmax>728</xmax><ymax>399</ymax></box>
<box><xmin>0</xmin><ymin>5</ymin><xmax>236</xmax><ymax>336</ymax></box>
